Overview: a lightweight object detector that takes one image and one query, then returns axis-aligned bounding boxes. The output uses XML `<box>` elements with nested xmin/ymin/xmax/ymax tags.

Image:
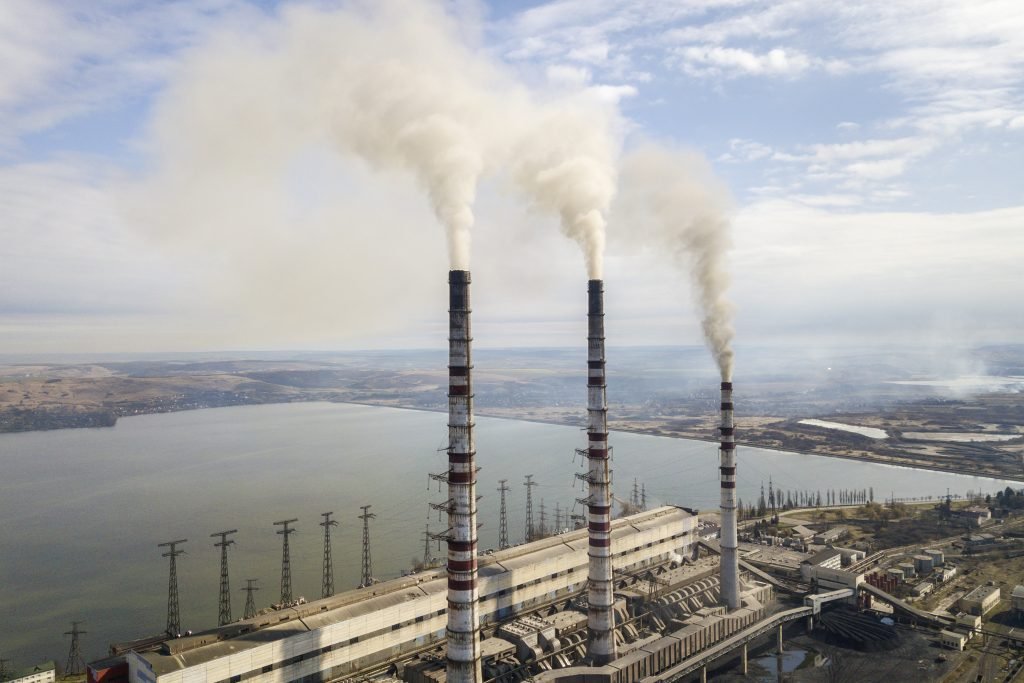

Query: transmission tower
<box><xmin>497</xmin><ymin>479</ymin><xmax>510</xmax><ymax>549</ymax></box>
<box><xmin>210</xmin><ymin>529</ymin><xmax>237</xmax><ymax>626</ymax></box>
<box><xmin>632</xmin><ymin>478</ymin><xmax>640</xmax><ymax>508</ymax></box>
<box><xmin>320</xmin><ymin>512</ymin><xmax>338</xmax><ymax>599</ymax></box>
<box><xmin>524</xmin><ymin>475</ymin><xmax>537</xmax><ymax>542</ymax></box>
<box><xmin>158</xmin><ymin>539</ymin><xmax>186</xmax><ymax>636</ymax></box>
<box><xmin>538</xmin><ymin>499</ymin><xmax>547</xmax><ymax>538</ymax></box>
<box><xmin>63</xmin><ymin>621</ymin><xmax>86</xmax><ymax>676</ymax></box>
<box><xmin>358</xmin><ymin>505</ymin><xmax>376</xmax><ymax>587</ymax></box>
<box><xmin>641</xmin><ymin>483</ymin><xmax>647</xmax><ymax>510</ymax></box>
<box><xmin>422</xmin><ymin>523</ymin><xmax>433</xmax><ymax>568</ymax></box>
<box><xmin>273</xmin><ymin>519</ymin><xmax>298</xmax><ymax>604</ymax></box>
<box><xmin>241</xmin><ymin>579</ymin><xmax>259</xmax><ymax>620</ymax></box>
<box><xmin>554</xmin><ymin>502</ymin><xmax>562</xmax><ymax>533</ymax></box>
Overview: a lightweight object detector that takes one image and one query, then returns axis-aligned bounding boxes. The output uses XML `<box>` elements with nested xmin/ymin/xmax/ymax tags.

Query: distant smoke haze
<box><xmin>613</xmin><ymin>144</ymin><xmax>735</xmax><ymax>379</ymax></box>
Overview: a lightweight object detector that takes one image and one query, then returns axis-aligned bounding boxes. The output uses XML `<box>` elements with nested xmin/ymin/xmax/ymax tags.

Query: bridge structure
<box><xmin>640</xmin><ymin>584</ymin><xmax>858</xmax><ymax>682</ymax></box>
<box><xmin>641</xmin><ymin>606</ymin><xmax>812</xmax><ymax>683</ymax></box>
<box><xmin>696</xmin><ymin>539</ymin><xmax>806</xmax><ymax>594</ymax></box>
<box><xmin>859</xmin><ymin>582</ymin><xmax>953</xmax><ymax>628</ymax></box>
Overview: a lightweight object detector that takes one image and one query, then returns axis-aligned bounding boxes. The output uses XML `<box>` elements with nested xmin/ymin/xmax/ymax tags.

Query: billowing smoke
<box><xmin>613</xmin><ymin>143</ymin><xmax>735</xmax><ymax>379</ymax></box>
<box><xmin>131</xmin><ymin>0</ymin><xmax>619</xmax><ymax>336</ymax></box>
<box><xmin>509</xmin><ymin>104</ymin><xmax>620</xmax><ymax>279</ymax></box>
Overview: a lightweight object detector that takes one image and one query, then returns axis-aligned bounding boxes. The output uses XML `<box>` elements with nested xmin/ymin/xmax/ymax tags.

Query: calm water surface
<box><xmin>0</xmin><ymin>402</ymin><xmax>1016</xmax><ymax>665</ymax></box>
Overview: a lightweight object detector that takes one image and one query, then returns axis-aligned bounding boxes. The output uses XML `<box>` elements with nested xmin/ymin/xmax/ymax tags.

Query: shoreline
<box><xmin>4</xmin><ymin>397</ymin><xmax>1023</xmax><ymax>485</ymax></box>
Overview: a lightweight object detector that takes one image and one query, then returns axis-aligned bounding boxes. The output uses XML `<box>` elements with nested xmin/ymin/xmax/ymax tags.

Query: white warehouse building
<box><xmin>124</xmin><ymin>506</ymin><xmax>698</xmax><ymax>683</ymax></box>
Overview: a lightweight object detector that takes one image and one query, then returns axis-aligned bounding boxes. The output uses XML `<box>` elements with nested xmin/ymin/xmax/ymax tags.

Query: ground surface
<box><xmin>2</xmin><ymin>346</ymin><xmax>1022</xmax><ymax>480</ymax></box>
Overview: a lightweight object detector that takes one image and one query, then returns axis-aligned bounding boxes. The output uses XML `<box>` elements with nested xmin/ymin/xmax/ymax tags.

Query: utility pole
<box><xmin>241</xmin><ymin>579</ymin><xmax>259</xmax><ymax>620</ymax></box>
<box><xmin>211</xmin><ymin>530</ymin><xmax>237</xmax><ymax>626</ymax></box>
<box><xmin>320</xmin><ymin>512</ymin><xmax>338</xmax><ymax>599</ymax></box>
<box><xmin>158</xmin><ymin>539</ymin><xmax>186</xmax><ymax>636</ymax></box>
<box><xmin>273</xmin><ymin>519</ymin><xmax>298</xmax><ymax>604</ymax></box>
<box><xmin>524</xmin><ymin>475</ymin><xmax>537</xmax><ymax>542</ymax></box>
<box><xmin>497</xmin><ymin>479</ymin><xmax>510</xmax><ymax>550</ymax></box>
<box><xmin>63</xmin><ymin>621</ymin><xmax>86</xmax><ymax>675</ymax></box>
<box><xmin>359</xmin><ymin>505</ymin><xmax>376</xmax><ymax>587</ymax></box>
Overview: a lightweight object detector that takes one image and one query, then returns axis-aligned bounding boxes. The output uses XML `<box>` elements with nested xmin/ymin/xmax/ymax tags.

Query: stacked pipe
<box><xmin>586</xmin><ymin>279</ymin><xmax>617</xmax><ymax>665</ymax></box>
<box><xmin>719</xmin><ymin>381</ymin><xmax>739</xmax><ymax>610</ymax></box>
<box><xmin>446</xmin><ymin>270</ymin><xmax>482</xmax><ymax>683</ymax></box>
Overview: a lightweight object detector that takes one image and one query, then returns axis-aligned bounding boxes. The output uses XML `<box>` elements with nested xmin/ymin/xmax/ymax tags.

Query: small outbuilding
<box><xmin>940</xmin><ymin>630</ymin><xmax>967</xmax><ymax>651</ymax></box>
<box><xmin>960</xmin><ymin>585</ymin><xmax>1001</xmax><ymax>616</ymax></box>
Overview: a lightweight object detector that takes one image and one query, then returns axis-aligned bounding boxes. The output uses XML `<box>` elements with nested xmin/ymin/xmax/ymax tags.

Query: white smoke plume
<box><xmin>613</xmin><ymin>143</ymin><xmax>735</xmax><ymax>379</ymax></box>
<box><xmin>508</xmin><ymin>102</ymin><xmax>620</xmax><ymax>279</ymax></box>
<box><xmin>130</xmin><ymin>0</ymin><xmax>619</xmax><ymax>339</ymax></box>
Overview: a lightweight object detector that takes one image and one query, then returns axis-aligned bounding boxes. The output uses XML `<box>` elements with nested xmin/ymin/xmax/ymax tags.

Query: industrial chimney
<box><xmin>446</xmin><ymin>270</ymin><xmax>482</xmax><ymax>683</ymax></box>
<box><xmin>719</xmin><ymin>381</ymin><xmax>739</xmax><ymax>610</ymax></box>
<box><xmin>586</xmin><ymin>279</ymin><xmax>617</xmax><ymax>665</ymax></box>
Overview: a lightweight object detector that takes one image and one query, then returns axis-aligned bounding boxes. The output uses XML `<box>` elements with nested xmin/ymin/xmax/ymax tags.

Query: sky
<box><xmin>2</xmin><ymin>0</ymin><xmax>1023</xmax><ymax>360</ymax></box>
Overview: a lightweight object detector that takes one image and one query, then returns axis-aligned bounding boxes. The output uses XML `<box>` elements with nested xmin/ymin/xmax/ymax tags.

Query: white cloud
<box><xmin>844</xmin><ymin>158</ymin><xmax>907</xmax><ymax>180</ymax></box>
<box><xmin>0</xmin><ymin>0</ymin><xmax>260</xmax><ymax>148</ymax></box>
<box><xmin>589</xmin><ymin>84</ymin><xmax>638</xmax><ymax>103</ymax></box>
<box><xmin>676</xmin><ymin>45</ymin><xmax>812</xmax><ymax>78</ymax></box>
<box><xmin>729</xmin><ymin>199</ymin><xmax>1024</xmax><ymax>339</ymax></box>
<box><xmin>546</xmin><ymin>64</ymin><xmax>592</xmax><ymax>88</ymax></box>
<box><xmin>568</xmin><ymin>40</ymin><xmax>609</xmax><ymax>63</ymax></box>
<box><xmin>719</xmin><ymin>138</ymin><xmax>773</xmax><ymax>162</ymax></box>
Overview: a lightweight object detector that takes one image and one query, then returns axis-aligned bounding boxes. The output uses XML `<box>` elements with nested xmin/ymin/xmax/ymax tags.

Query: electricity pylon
<box><xmin>359</xmin><ymin>505</ymin><xmax>376</xmax><ymax>587</ymax></box>
<box><xmin>320</xmin><ymin>512</ymin><xmax>338</xmax><ymax>599</ymax></box>
<box><xmin>273</xmin><ymin>519</ymin><xmax>298</xmax><ymax>604</ymax></box>
<box><xmin>158</xmin><ymin>539</ymin><xmax>187</xmax><ymax>636</ymax></box>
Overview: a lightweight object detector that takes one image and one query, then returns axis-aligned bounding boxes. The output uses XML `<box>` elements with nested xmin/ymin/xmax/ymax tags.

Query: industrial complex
<box><xmin>75</xmin><ymin>271</ymin><xmax>1023</xmax><ymax>683</ymax></box>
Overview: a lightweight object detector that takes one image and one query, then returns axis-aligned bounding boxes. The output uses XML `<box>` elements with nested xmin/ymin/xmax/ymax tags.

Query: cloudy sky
<box><xmin>2</xmin><ymin>0</ymin><xmax>1022</xmax><ymax>358</ymax></box>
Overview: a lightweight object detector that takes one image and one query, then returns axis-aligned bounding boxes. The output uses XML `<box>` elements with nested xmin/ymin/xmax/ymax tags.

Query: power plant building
<box><xmin>959</xmin><ymin>585</ymin><xmax>1001</xmax><ymax>616</ymax></box>
<box><xmin>112</xmin><ymin>507</ymin><xmax>697</xmax><ymax>683</ymax></box>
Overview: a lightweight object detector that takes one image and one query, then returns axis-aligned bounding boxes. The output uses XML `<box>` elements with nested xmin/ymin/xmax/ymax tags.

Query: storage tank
<box><xmin>898</xmin><ymin>562</ymin><xmax>916</xmax><ymax>578</ymax></box>
<box><xmin>887</xmin><ymin>568</ymin><xmax>904</xmax><ymax>583</ymax></box>
<box><xmin>914</xmin><ymin>554</ymin><xmax>934</xmax><ymax>574</ymax></box>
<box><xmin>925</xmin><ymin>548</ymin><xmax>945</xmax><ymax>567</ymax></box>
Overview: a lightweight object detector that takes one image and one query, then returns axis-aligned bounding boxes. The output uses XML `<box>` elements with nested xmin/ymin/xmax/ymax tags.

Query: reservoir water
<box><xmin>0</xmin><ymin>402</ymin><xmax>1017</xmax><ymax>665</ymax></box>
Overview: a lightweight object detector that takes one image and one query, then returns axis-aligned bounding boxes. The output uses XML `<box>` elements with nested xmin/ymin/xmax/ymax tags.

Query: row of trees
<box><xmin>736</xmin><ymin>478</ymin><xmax>876</xmax><ymax>520</ymax></box>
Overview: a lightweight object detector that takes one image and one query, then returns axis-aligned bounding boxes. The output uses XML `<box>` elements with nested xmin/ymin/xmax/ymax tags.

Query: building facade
<box><xmin>110</xmin><ymin>507</ymin><xmax>697</xmax><ymax>683</ymax></box>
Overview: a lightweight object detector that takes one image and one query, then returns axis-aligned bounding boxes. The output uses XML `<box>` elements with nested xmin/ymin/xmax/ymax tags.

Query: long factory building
<box><xmin>98</xmin><ymin>506</ymin><xmax>697</xmax><ymax>683</ymax></box>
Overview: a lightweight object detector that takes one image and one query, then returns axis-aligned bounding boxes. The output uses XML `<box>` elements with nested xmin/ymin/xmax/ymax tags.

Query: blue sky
<box><xmin>2</xmin><ymin>0</ymin><xmax>1023</xmax><ymax>357</ymax></box>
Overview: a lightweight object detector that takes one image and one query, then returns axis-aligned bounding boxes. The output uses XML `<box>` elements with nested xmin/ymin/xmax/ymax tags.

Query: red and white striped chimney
<box><xmin>586</xmin><ymin>279</ymin><xmax>617</xmax><ymax>665</ymax></box>
<box><xmin>719</xmin><ymin>381</ymin><xmax>739</xmax><ymax>609</ymax></box>
<box><xmin>446</xmin><ymin>270</ymin><xmax>482</xmax><ymax>683</ymax></box>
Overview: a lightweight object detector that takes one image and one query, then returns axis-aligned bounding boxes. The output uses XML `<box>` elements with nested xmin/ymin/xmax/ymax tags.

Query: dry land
<box><xmin>2</xmin><ymin>347</ymin><xmax>1022</xmax><ymax>481</ymax></box>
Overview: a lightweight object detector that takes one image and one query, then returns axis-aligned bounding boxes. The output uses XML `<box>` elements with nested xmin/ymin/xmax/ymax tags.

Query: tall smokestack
<box><xmin>446</xmin><ymin>270</ymin><xmax>482</xmax><ymax>683</ymax></box>
<box><xmin>586</xmin><ymin>279</ymin><xmax>617</xmax><ymax>665</ymax></box>
<box><xmin>719</xmin><ymin>381</ymin><xmax>739</xmax><ymax>610</ymax></box>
